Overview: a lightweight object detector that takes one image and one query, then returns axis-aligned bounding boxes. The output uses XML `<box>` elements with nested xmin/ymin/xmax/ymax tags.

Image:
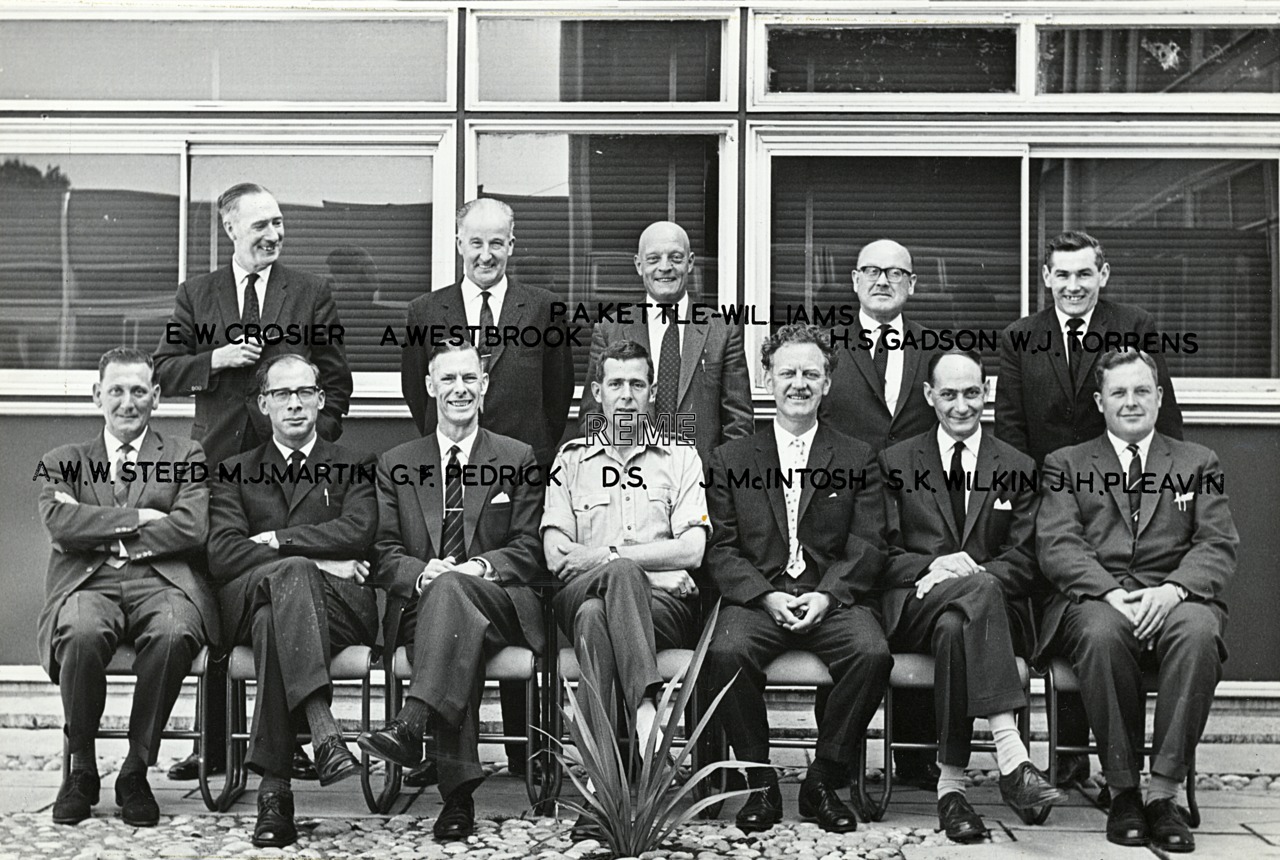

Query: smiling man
<box><xmin>1036</xmin><ymin>349</ymin><xmax>1237</xmax><ymax>854</ymax></box>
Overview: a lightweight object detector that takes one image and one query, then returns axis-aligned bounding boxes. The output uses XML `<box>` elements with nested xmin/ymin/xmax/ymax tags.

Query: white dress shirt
<box><xmin>861</xmin><ymin>309</ymin><xmax>904</xmax><ymax>416</ymax></box>
<box><xmin>1054</xmin><ymin>306</ymin><xmax>1097</xmax><ymax>357</ymax></box>
<box><xmin>105</xmin><ymin>427</ymin><xmax>146</xmax><ymax>559</ymax></box>
<box><xmin>461</xmin><ymin>276</ymin><xmax>508</xmax><ymax>329</ymax></box>
<box><xmin>273</xmin><ymin>432</ymin><xmax>318</xmax><ymax>466</ymax></box>
<box><xmin>646</xmin><ymin>292</ymin><xmax>690</xmax><ymax>381</ymax></box>
<box><xmin>774</xmin><ymin>419</ymin><xmax>818</xmax><ymax>578</ymax></box>
<box><xmin>937</xmin><ymin>424</ymin><xmax>981</xmax><ymax>516</ymax></box>
<box><xmin>231</xmin><ymin>260</ymin><xmax>271</xmax><ymax>319</ymax></box>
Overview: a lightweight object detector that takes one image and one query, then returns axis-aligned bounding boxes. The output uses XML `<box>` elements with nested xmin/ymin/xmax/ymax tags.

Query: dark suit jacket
<box><xmin>371</xmin><ymin>429</ymin><xmax>547</xmax><ymax>655</ymax></box>
<box><xmin>819</xmin><ymin>317</ymin><xmax>936</xmax><ymax>452</ymax></box>
<box><xmin>995</xmin><ymin>301</ymin><xmax>1183</xmax><ymax>466</ymax></box>
<box><xmin>878</xmin><ymin>428</ymin><xmax>1041</xmax><ymax>643</ymax></box>
<box><xmin>400</xmin><ymin>280</ymin><xmax>575</xmax><ymax>467</ymax></box>
<box><xmin>577</xmin><ymin>310</ymin><xmax>755</xmax><ymax>463</ymax></box>
<box><xmin>36</xmin><ymin>429</ymin><xmax>217</xmax><ymax>681</ymax></box>
<box><xmin>153</xmin><ymin>263</ymin><xmax>353</xmax><ymax>466</ymax></box>
<box><xmin>208</xmin><ymin>438</ymin><xmax>378</xmax><ymax>640</ymax></box>
<box><xmin>705</xmin><ymin>423</ymin><xmax>886</xmax><ymax>609</ymax></box>
<box><xmin>1034</xmin><ymin>432</ymin><xmax>1237</xmax><ymax>662</ymax></box>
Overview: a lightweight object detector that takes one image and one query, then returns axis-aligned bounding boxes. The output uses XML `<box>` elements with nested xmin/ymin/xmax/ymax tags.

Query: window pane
<box><xmin>0</xmin><ymin>154</ymin><xmax>179</xmax><ymax>370</ymax></box>
<box><xmin>188</xmin><ymin>155</ymin><xmax>433</xmax><ymax>373</ymax></box>
<box><xmin>1032</xmin><ymin>158</ymin><xmax>1278</xmax><ymax>377</ymax></box>
<box><xmin>0</xmin><ymin>19</ymin><xmax>448</xmax><ymax>102</ymax></box>
<box><xmin>1039</xmin><ymin>27</ymin><xmax>1279</xmax><ymax>94</ymax></box>
<box><xmin>771</xmin><ymin>156</ymin><xmax>1021</xmax><ymax>375</ymax></box>
<box><xmin>477</xmin><ymin>19</ymin><xmax>721</xmax><ymax>102</ymax></box>
<box><xmin>767</xmin><ymin>27</ymin><xmax>1017</xmax><ymax>94</ymax></box>
<box><xmin>477</xmin><ymin>133</ymin><xmax>720</xmax><ymax>379</ymax></box>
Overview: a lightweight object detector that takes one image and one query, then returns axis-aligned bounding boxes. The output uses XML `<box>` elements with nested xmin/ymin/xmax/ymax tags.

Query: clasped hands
<box><xmin>759</xmin><ymin>591</ymin><xmax>831</xmax><ymax>633</ymax></box>
<box><xmin>1103</xmin><ymin>584</ymin><xmax>1183</xmax><ymax>642</ymax></box>
<box><xmin>914</xmin><ymin>551</ymin><xmax>985</xmax><ymax>599</ymax></box>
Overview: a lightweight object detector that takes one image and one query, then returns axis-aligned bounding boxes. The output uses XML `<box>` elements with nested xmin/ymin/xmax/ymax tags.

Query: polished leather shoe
<box><xmin>253</xmin><ymin>788</ymin><xmax>297</xmax><ymax>848</ymax></box>
<box><xmin>312</xmin><ymin>735</ymin><xmax>362</xmax><ymax>787</ymax></box>
<box><xmin>291</xmin><ymin>745</ymin><xmax>319</xmax><ymax>781</ymax></box>
<box><xmin>937</xmin><ymin>792</ymin><xmax>988</xmax><ymax>843</ymax></box>
<box><xmin>114</xmin><ymin>771</ymin><xmax>159</xmax><ymax>827</ymax></box>
<box><xmin>998</xmin><ymin>761</ymin><xmax>1067</xmax><ymax>811</ymax></box>
<box><xmin>735</xmin><ymin>780</ymin><xmax>783</xmax><ymax>833</ymax></box>
<box><xmin>1146</xmin><ymin>797</ymin><xmax>1195</xmax><ymax>853</ymax></box>
<box><xmin>1055</xmin><ymin>752</ymin><xmax>1091</xmax><ymax>787</ymax></box>
<box><xmin>433</xmin><ymin>789</ymin><xmax>476</xmax><ymax>841</ymax></box>
<box><xmin>1106</xmin><ymin>788</ymin><xmax>1149</xmax><ymax>847</ymax></box>
<box><xmin>404</xmin><ymin>758</ymin><xmax>439</xmax><ymax>788</ymax></box>
<box><xmin>52</xmin><ymin>770</ymin><xmax>100</xmax><ymax>824</ymax></box>
<box><xmin>570</xmin><ymin>812</ymin><xmax>604</xmax><ymax>842</ymax></box>
<box><xmin>166</xmin><ymin>750</ymin><xmax>225</xmax><ymax>781</ymax></box>
<box><xmin>798</xmin><ymin>778</ymin><xmax>858</xmax><ymax>833</ymax></box>
<box><xmin>357</xmin><ymin>720</ymin><xmax>423</xmax><ymax>769</ymax></box>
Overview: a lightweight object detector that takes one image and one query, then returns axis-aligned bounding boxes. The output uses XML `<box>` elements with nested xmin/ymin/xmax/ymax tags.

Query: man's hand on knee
<box><xmin>1132</xmin><ymin>584</ymin><xmax>1183</xmax><ymax>641</ymax></box>
<box><xmin>315</xmin><ymin>559</ymin><xmax>369</xmax><ymax>585</ymax></box>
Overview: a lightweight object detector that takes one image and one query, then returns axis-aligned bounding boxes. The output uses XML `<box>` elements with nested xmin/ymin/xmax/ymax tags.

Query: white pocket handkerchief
<box><xmin>828</xmin><ymin>492</ymin><xmax>838</xmax><ymax>498</ymax></box>
<box><xmin>993</xmin><ymin>498</ymin><xmax>1013</xmax><ymax>510</ymax></box>
<box><xmin>1174</xmin><ymin>491</ymin><xmax>1195</xmax><ymax>503</ymax></box>
<box><xmin>491</xmin><ymin>492</ymin><xmax>511</xmax><ymax>504</ymax></box>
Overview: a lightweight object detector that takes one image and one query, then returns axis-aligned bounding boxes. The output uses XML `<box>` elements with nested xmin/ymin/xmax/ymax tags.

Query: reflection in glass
<box><xmin>188</xmin><ymin>155</ymin><xmax>433</xmax><ymax>373</ymax></box>
<box><xmin>0</xmin><ymin>154</ymin><xmax>178</xmax><ymax>370</ymax></box>
<box><xmin>477</xmin><ymin>19</ymin><xmax>721</xmax><ymax>102</ymax></box>
<box><xmin>767</xmin><ymin>27</ymin><xmax>1017</xmax><ymax>94</ymax></box>
<box><xmin>1033</xmin><ymin>158</ymin><xmax>1278</xmax><ymax>377</ymax></box>
<box><xmin>1039</xmin><ymin>28</ymin><xmax>1279</xmax><ymax>94</ymax></box>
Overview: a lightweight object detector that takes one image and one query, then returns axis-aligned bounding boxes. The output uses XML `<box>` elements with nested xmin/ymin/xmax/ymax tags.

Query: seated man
<box><xmin>208</xmin><ymin>354</ymin><xmax>378</xmax><ymax>848</ymax></box>
<box><xmin>703</xmin><ymin>324</ymin><xmax>890</xmax><ymax>834</ymax></box>
<box><xmin>541</xmin><ymin>339</ymin><xmax>709</xmax><ymax>838</ymax></box>
<box><xmin>359</xmin><ymin>341</ymin><xmax>546</xmax><ymax>841</ymax></box>
<box><xmin>879</xmin><ymin>349</ymin><xmax>1064</xmax><ymax>842</ymax></box>
<box><xmin>1038</xmin><ymin>349</ymin><xmax>1238</xmax><ymax>854</ymax></box>
<box><xmin>37</xmin><ymin>347</ymin><xmax>215</xmax><ymax>826</ymax></box>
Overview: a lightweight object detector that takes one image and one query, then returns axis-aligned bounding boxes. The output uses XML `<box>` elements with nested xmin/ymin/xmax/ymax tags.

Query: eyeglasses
<box><xmin>263</xmin><ymin>386</ymin><xmax>322</xmax><ymax>405</ymax></box>
<box><xmin>858</xmin><ymin>266</ymin><xmax>913</xmax><ymax>284</ymax></box>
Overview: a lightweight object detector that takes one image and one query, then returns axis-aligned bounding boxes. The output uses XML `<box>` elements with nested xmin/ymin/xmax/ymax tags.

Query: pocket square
<box><xmin>828</xmin><ymin>492</ymin><xmax>838</xmax><ymax>498</ymax></box>
<box><xmin>993</xmin><ymin>498</ymin><xmax>1012</xmax><ymax>510</ymax></box>
<box><xmin>491</xmin><ymin>492</ymin><xmax>511</xmax><ymax>504</ymax></box>
<box><xmin>1174</xmin><ymin>491</ymin><xmax>1195</xmax><ymax>503</ymax></box>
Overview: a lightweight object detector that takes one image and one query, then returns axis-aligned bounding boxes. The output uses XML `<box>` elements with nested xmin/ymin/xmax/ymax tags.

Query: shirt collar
<box><xmin>461</xmin><ymin>276</ymin><xmax>508</xmax><ymax>302</ymax></box>
<box><xmin>937</xmin><ymin>423</ymin><xmax>981</xmax><ymax>460</ymax></box>
<box><xmin>1054</xmin><ymin>305</ymin><xmax>1096</xmax><ymax>334</ymax></box>
<box><xmin>1107</xmin><ymin>429</ymin><xmax>1154</xmax><ymax>464</ymax></box>
<box><xmin>232</xmin><ymin>259</ymin><xmax>272</xmax><ymax>289</ymax></box>
<box><xmin>646</xmin><ymin>293</ymin><xmax>690</xmax><ymax>324</ymax></box>
<box><xmin>437</xmin><ymin>426</ymin><xmax>480</xmax><ymax>462</ymax></box>
<box><xmin>773</xmin><ymin>418</ymin><xmax>819</xmax><ymax>451</ymax></box>
<box><xmin>104</xmin><ymin>426</ymin><xmax>147</xmax><ymax>458</ymax></box>
<box><xmin>859</xmin><ymin>309</ymin><xmax>903</xmax><ymax>336</ymax></box>
<box><xmin>273</xmin><ymin>432</ymin><xmax>318</xmax><ymax>463</ymax></box>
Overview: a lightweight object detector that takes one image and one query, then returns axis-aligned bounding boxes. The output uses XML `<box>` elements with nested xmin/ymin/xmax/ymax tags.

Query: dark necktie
<box><xmin>242</xmin><ymin>272</ymin><xmax>260</xmax><ymax>328</ymax></box>
<box><xmin>872</xmin><ymin>324</ymin><xmax>892</xmax><ymax>396</ymax></box>
<box><xmin>655</xmin><ymin>314</ymin><xmax>681</xmax><ymax>418</ymax></box>
<box><xmin>1126</xmin><ymin>443</ymin><xmax>1142</xmax><ymax>531</ymax></box>
<box><xmin>477</xmin><ymin>290</ymin><xmax>495</xmax><ymax>368</ymax></box>
<box><xmin>1066</xmin><ymin>318</ymin><xmax>1085</xmax><ymax>388</ymax></box>
<box><xmin>948</xmin><ymin>440</ymin><xmax>967</xmax><ymax>534</ymax></box>
<box><xmin>441</xmin><ymin>445</ymin><xmax>465</xmax><ymax>561</ymax></box>
<box><xmin>113</xmin><ymin>442</ymin><xmax>134</xmax><ymax>508</ymax></box>
<box><xmin>286</xmin><ymin>450</ymin><xmax>305</xmax><ymax>502</ymax></box>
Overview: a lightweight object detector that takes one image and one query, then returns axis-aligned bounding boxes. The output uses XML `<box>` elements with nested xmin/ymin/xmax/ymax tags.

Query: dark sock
<box><xmin>747</xmin><ymin>764</ymin><xmax>778</xmax><ymax>789</ymax></box>
<box><xmin>260</xmin><ymin>773</ymin><xmax>291</xmax><ymax>794</ymax></box>
<box><xmin>304</xmin><ymin>692</ymin><xmax>341</xmax><ymax>743</ymax></box>
<box><xmin>807</xmin><ymin>756</ymin><xmax>848</xmax><ymax>786</ymax></box>
<box><xmin>399</xmin><ymin>697</ymin><xmax>430</xmax><ymax>738</ymax></box>
<box><xmin>70</xmin><ymin>738</ymin><xmax>96</xmax><ymax>774</ymax></box>
<box><xmin>119</xmin><ymin>745</ymin><xmax>147</xmax><ymax>778</ymax></box>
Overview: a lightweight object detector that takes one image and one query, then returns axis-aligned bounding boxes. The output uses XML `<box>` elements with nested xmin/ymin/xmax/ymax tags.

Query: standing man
<box><xmin>208</xmin><ymin>354</ymin><xmax>377</xmax><ymax>849</ymax></box>
<box><xmin>38</xmin><ymin>348</ymin><xmax>215</xmax><ymax>827</ymax></box>
<box><xmin>578</xmin><ymin>221</ymin><xmax>754</xmax><ymax>462</ymax></box>
<box><xmin>996</xmin><ymin>229</ymin><xmax>1184</xmax><ymax>785</ymax></box>
<box><xmin>154</xmin><ymin>182</ymin><xmax>352</xmax><ymax>782</ymax></box>
<box><xmin>704</xmin><ymin>324</ymin><xmax>891</xmax><ymax>835</ymax></box>
<box><xmin>879</xmin><ymin>349</ymin><xmax>1063</xmax><ymax>842</ymax></box>
<box><xmin>359</xmin><ymin>341</ymin><xmax>546</xmax><ymax>842</ymax></box>
<box><xmin>542</xmin><ymin>339</ymin><xmax>709</xmax><ymax>838</ymax></box>
<box><xmin>1036</xmin><ymin>349</ymin><xmax>1236</xmax><ymax>853</ymax></box>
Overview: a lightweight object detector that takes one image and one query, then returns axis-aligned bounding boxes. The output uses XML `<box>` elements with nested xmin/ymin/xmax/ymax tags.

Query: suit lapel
<box><xmin>919</xmin><ymin>439</ymin><xmax>959</xmax><ymax>542</ymax></box>
<box><xmin>216</xmin><ymin>267</ymin><xmax>241</xmax><ymax>333</ymax></box>
<box><xmin>1136</xmin><ymin>433</ymin><xmax>1170</xmax><ymax>538</ymax></box>
<box><xmin>411</xmin><ymin>436</ymin><xmax>445</xmax><ymax>555</ymax></box>
<box><xmin>261</xmin><ymin>444</ymin><xmax>292</xmax><ymax>511</ymax></box>
<box><xmin>1075</xmin><ymin>302</ymin><xmax>1109</xmax><ymax>396</ymax></box>
<box><xmin>892</xmin><ymin>319</ymin><xmax>923</xmax><ymax>421</ymax></box>
<box><xmin>289</xmin><ymin>437</ymin><xmax>326</xmax><ymax>515</ymax></box>
<box><xmin>462</xmin><ymin>431</ymin><xmax>496</xmax><ymax>553</ymax></box>
<box><xmin>849</xmin><ymin>344</ymin><xmax>887</xmax><ymax>408</ymax></box>
<box><xmin>487</xmin><ymin>282</ymin><xmax>528</xmax><ymax>373</ymax></box>
<box><xmin>88</xmin><ymin>435</ymin><xmax>113</xmax><ymax>509</ymax></box>
<box><xmin>676</xmin><ymin>319</ymin><xmax>711</xmax><ymax>406</ymax></box>
<box><xmin>127</xmin><ymin>429</ymin><xmax>163</xmax><ymax>508</ymax></box>
<box><xmin>1092</xmin><ymin>437</ymin><xmax>1129</xmax><ymax>525</ymax></box>
<box><xmin>963</xmin><ymin>437</ymin><xmax>999</xmax><ymax>545</ymax></box>
<box><xmin>259</xmin><ymin>265</ymin><xmax>287</xmax><ymax>329</ymax></box>
<box><xmin>1040</xmin><ymin>311</ymin><xmax>1074</xmax><ymax>400</ymax></box>
<box><xmin>797</xmin><ymin>428</ymin><xmax>832</xmax><ymax>524</ymax></box>
<box><xmin>754</xmin><ymin>429</ymin><xmax>788</xmax><ymax>541</ymax></box>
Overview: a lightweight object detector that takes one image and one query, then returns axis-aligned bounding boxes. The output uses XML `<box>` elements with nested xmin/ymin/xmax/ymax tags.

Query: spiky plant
<box><xmin>549</xmin><ymin>600</ymin><xmax>768</xmax><ymax>857</ymax></box>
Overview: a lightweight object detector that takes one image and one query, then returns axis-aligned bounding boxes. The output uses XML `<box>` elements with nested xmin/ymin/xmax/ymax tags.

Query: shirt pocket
<box><xmin>572</xmin><ymin>493</ymin><xmax>612</xmax><ymax>546</ymax></box>
<box><xmin>646</xmin><ymin>484</ymin><xmax>677</xmax><ymax>526</ymax></box>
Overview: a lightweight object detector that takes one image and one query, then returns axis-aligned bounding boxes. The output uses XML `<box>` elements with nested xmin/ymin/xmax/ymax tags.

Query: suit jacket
<box><xmin>705</xmin><ymin>423</ymin><xmax>886</xmax><ymax>609</ymax></box>
<box><xmin>1034</xmin><ymin>432</ymin><xmax>1237</xmax><ymax>662</ymax></box>
<box><xmin>153</xmin><ymin>263</ymin><xmax>353</xmax><ymax>466</ymax></box>
<box><xmin>878</xmin><ymin>428</ymin><xmax>1041</xmax><ymax>641</ymax></box>
<box><xmin>371</xmin><ymin>429</ymin><xmax>547</xmax><ymax>655</ymax></box>
<box><xmin>577</xmin><ymin>310</ymin><xmax>755</xmax><ymax>463</ymax></box>
<box><xmin>819</xmin><ymin>317</ymin><xmax>936</xmax><ymax>452</ymax></box>
<box><xmin>400</xmin><ymin>280</ymin><xmax>575</xmax><ymax>467</ymax></box>
<box><xmin>36</xmin><ymin>429</ymin><xmax>217</xmax><ymax>681</ymax></box>
<box><xmin>208</xmin><ymin>438</ymin><xmax>378</xmax><ymax>639</ymax></box>
<box><xmin>995</xmin><ymin>301</ymin><xmax>1183</xmax><ymax>466</ymax></box>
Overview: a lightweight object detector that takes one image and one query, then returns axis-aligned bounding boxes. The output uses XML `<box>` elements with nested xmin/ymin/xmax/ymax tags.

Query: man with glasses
<box><xmin>208</xmin><ymin>353</ymin><xmax>378</xmax><ymax>849</ymax></box>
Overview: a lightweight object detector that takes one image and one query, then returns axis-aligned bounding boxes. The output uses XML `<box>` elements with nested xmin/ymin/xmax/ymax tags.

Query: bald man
<box><xmin>578</xmin><ymin>221</ymin><xmax>753</xmax><ymax>464</ymax></box>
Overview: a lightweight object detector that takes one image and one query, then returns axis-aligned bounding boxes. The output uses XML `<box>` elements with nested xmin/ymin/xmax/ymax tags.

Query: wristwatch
<box><xmin>607</xmin><ymin>546</ymin><xmax>621</xmax><ymax>562</ymax></box>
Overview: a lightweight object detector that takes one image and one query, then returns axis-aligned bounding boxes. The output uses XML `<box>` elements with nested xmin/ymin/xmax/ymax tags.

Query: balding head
<box><xmin>635</xmin><ymin>221</ymin><xmax>695</xmax><ymax>303</ymax></box>
<box><xmin>853</xmin><ymin>238</ymin><xmax>916</xmax><ymax>324</ymax></box>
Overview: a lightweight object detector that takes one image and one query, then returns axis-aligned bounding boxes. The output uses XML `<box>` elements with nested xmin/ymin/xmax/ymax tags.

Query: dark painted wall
<box><xmin>4</xmin><ymin>412</ymin><xmax>1277</xmax><ymax>681</ymax></box>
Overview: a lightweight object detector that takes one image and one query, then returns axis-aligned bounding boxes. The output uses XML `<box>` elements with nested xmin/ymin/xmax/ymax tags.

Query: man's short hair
<box><xmin>98</xmin><ymin>347</ymin><xmax>154</xmax><ymax>380</ymax></box>
<box><xmin>217</xmin><ymin>182</ymin><xmax>272</xmax><ymax>223</ymax></box>
<box><xmin>455</xmin><ymin>198</ymin><xmax>515</xmax><ymax>236</ymax></box>
<box><xmin>1095</xmin><ymin>348</ymin><xmax>1158</xmax><ymax>391</ymax></box>
<box><xmin>594</xmin><ymin>340</ymin><xmax>654</xmax><ymax>385</ymax></box>
<box><xmin>427</xmin><ymin>338</ymin><xmax>482</xmax><ymax>371</ymax></box>
<box><xmin>1044</xmin><ymin>229</ymin><xmax>1106</xmax><ymax>271</ymax></box>
<box><xmin>927</xmin><ymin>348</ymin><xmax>985</xmax><ymax>386</ymax></box>
<box><xmin>761</xmin><ymin>324</ymin><xmax>838</xmax><ymax>375</ymax></box>
<box><xmin>255</xmin><ymin>353</ymin><xmax>320</xmax><ymax>395</ymax></box>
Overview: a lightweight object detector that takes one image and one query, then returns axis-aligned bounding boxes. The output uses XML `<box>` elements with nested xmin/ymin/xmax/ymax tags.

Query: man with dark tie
<box><xmin>155</xmin><ymin>181</ymin><xmax>351</xmax><ymax>782</ymax></box>
<box><xmin>996</xmin><ymin>229</ymin><xmax>1184</xmax><ymax>786</ymax></box>
<box><xmin>360</xmin><ymin>340</ymin><xmax>545</xmax><ymax>841</ymax></box>
<box><xmin>879</xmin><ymin>349</ymin><xmax>1064</xmax><ymax>842</ymax></box>
<box><xmin>208</xmin><ymin>354</ymin><xmax>377</xmax><ymax>849</ymax></box>
<box><xmin>37</xmin><ymin>348</ymin><xmax>215</xmax><ymax>827</ymax></box>
<box><xmin>578</xmin><ymin>220</ymin><xmax>754</xmax><ymax>463</ymax></box>
<box><xmin>1036</xmin><ymin>349</ymin><xmax>1236</xmax><ymax>853</ymax></box>
<box><xmin>704</xmin><ymin>324</ymin><xmax>891</xmax><ymax>835</ymax></box>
